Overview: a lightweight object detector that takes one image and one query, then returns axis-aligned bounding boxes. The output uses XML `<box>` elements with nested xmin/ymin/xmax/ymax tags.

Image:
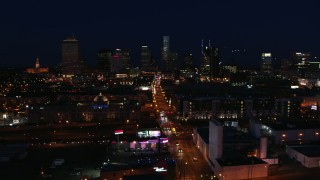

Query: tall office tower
<box><xmin>61</xmin><ymin>36</ymin><xmax>81</xmax><ymax>76</ymax></box>
<box><xmin>261</xmin><ymin>53</ymin><xmax>272</xmax><ymax>73</ymax></box>
<box><xmin>140</xmin><ymin>44</ymin><xmax>152</xmax><ymax>70</ymax></box>
<box><xmin>97</xmin><ymin>49</ymin><xmax>112</xmax><ymax>73</ymax></box>
<box><xmin>202</xmin><ymin>46</ymin><xmax>220</xmax><ymax>78</ymax></box>
<box><xmin>201</xmin><ymin>39</ymin><xmax>211</xmax><ymax>55</ymax></box>
<box><xmin>280</xmin><ymin>59</ymin><xmax>291</xmax><ymax>70</ymax></box>
<box><xmin>110</xmin><ymin>49</ymin><xmax>131</xmax><ymax>73</ymax></box>
<box><xmin>120</xmin><ymin>49</ymin><xmax>131</xmax><ymax>69</ymax></box>
<box><xmin>201</xmin><ymin>39</ymin><xmax>204</xmax><ymax>56</ymax></box>
<box><xmin>184</xmin><ymin>53</ymin><xmax>194</xmax><ymax>69</ymax></box>
<box><xmin>162</xmin><ymin>36</ymin><xmax>170</xmax><ymax>71</ymax></box>
<box><xmin>169</xmin><ymin>52</ymin><xmax>178</xmax><ymax>71</ymax></box>
<box><xmin>292</xmin><ymin>52</ymin><xmax>311</xmax><ymax>66</ymax></box>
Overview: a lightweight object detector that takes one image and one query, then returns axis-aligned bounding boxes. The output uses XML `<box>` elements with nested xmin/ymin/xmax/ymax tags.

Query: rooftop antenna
<box><xmin>201</xmin><ymin>39</ymin><xmax>204</xmax><ymax>56</ymax></box>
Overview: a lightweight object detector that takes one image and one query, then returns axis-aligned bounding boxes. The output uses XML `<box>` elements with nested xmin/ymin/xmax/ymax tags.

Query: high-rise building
<box><xmin>202</xmin><ymin>46</ymin><xmax>220</xmax><ymax>78</ymax></box>
<box><xmin>61</xmin><ymin>36</ymin><xmax>81</xmax><ymax>76</ymax></box>
<box><xmin>261</xmin><ymin>53</ymin><xmax>272</xmax><ymax>73</ymax></box>
<box><xmin>292</xmin><ymin>52</ymin><xmax>311</xmax><ymax>68</ymax></box>
<box><xmin>162</xmin><ymin>36</ymin><xmax>170</xmax><ymax>71</ymax></box>
<box><xmin>169</xmin><ymin>52</ymin><xmax>178</xmax><ymax>71</ymax></box>
<box><xmin>110</xmin><ymin>49</ymin><xmax>131</xmax><ymax>73</ymax></box>
<box><xmin>97</xmin><ymin>48</ymin><xmax>131</xmax><ymax>74</ymax></box>
<box><xmin>184</xmin><ymin>53</ymin><xmax>194</xmax><ymax>69</ymax></box>
<box><xmin>97</xmin><ymin>49</ymin><xmax>112</xmax><ymax>73</ymax></box>
<box><xmin>140</xmin><ymin>44</ymin><xmax>152</xmax><ymax>70</ymax></box>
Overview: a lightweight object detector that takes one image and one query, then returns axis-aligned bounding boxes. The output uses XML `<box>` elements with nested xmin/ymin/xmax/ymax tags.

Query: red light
<box><xmin>114</xmin><ymin>129</ymin><xmax>124</xmax><ymax>135</ymax></box>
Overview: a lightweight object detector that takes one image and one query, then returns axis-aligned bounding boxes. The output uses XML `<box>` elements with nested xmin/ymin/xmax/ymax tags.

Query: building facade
<box><xmin>61</xmin><ymin>36</ymin><xmax>81</xmax><ymax>76</ymax></box>
<box><xmin>177</xmin><ymin>96</ymin><xmax>293</xmax><ymax>120</ymax></box>
<box><xmin>261</xmin><ymin>53</ymin><xmax>272</xmax><ymax>74</ymax></box>
<box><xmin>140</xmin><ymin>44</ymin><xmax>152</xmax><ymax>70</ymax></box>
<box><xmin>26</xmin><ymin>58</ymin><xmax>49</xmax><ymax>74</ymax></box>
<box><xmin>162</xmin><ymin>36</ymin><xmax>170</xmax><ymax>71</ymax></box>
<box><xmin>97</xmin><ymin>49</ymin><xmax>112</xmax><ymax>74</ymax></box>
<box><xmin>202</xmin><ymin>47</ymin><xmax>220</xmax><ymax>78</ymax></box>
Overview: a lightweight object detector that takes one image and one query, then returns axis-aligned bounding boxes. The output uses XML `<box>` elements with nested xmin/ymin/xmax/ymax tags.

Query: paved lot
<box><xmin>0</xmin><ymin>144</ymin><xmax>104</xmax><ymax>179</ymax></box>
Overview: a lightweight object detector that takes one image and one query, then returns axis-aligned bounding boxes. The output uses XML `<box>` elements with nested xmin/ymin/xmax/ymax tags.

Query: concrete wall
<box><xmin>193</xmin><ymin>128</ymin><xmax>210</xmax><ymax>167</ymax></box>
<box><xmin>209</xmin><ymin>120</ymin><xmax>223</xmax><ymax>160</ymax></box>
<box><xmin>287</xmin><ymin>146</ymin><xmax>320</xmax><ymax>168</ymax></box>
<box><xmin>215</xmin><ymin>164</ymin><xmax>268</xmax><ymax>180</ymax></box>
<box><xmin>260</xmin><ymin>137</ymin><xmax>267</xmax><ymax>159</ymax></box>
<box><xmin>262</xmin><ymin>158</ymin><xmax>278</xmax><ymax>165</ymax></box>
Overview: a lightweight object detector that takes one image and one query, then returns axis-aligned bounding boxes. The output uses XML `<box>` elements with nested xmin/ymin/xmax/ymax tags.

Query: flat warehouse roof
<box><xmin>289</xmin><ymin>145</ymin><xmax>320</xmax><ymax>157</ymax></box>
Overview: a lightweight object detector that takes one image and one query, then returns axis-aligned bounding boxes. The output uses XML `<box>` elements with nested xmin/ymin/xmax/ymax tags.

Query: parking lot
<box><xmin>0</xmin><ymin>144</ymin><xmax>105</xmax><ymax>179</ymax></box>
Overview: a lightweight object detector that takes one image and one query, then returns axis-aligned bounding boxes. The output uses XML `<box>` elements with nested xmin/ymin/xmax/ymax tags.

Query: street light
<box><xmin>3</xmin><ymin>114</ymin><xmax>7</xmax><ymax>125</ymax></box>
<box><xmin>184</xmin><ymin>162</ymin><xmax>188</xmax><ymax>180</ymax></box>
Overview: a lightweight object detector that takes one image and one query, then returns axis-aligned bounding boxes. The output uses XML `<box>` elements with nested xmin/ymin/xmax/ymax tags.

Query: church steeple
<box><xmin>35</xmin><ymin>57</ymin><xmax>40</xmax><ymax>68</ymax></box>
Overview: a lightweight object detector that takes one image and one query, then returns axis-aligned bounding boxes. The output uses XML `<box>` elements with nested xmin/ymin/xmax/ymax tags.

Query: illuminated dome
<box><xmin>92</xmin><ymin>93</ymin><xmax>109</xmax><ymax>109</ymax></box>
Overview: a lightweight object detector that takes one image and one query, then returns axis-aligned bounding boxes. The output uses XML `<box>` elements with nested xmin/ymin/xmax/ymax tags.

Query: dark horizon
<box><xmin>1</xmin><ymin>0</ymin><xmax>319</xmax><ymax>68</ymax></box>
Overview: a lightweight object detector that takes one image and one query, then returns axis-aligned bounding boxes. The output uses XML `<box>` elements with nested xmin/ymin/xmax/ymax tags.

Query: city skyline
<box><xmin>1</xmin><ymin>1</ymin><xmax>320</xmax><ymax>67</ymax></box>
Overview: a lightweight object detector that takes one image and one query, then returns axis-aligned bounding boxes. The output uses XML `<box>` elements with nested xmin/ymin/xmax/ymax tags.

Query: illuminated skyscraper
<box><xmin>292</xmin><ymin>52</ymin><xmax>311</xmax><ymax>67</ymax></box>
<box><xmin>61</xmin><ymin>36</ymin><xmax>80</xmax><ymax>76</ymax></box>
<box><xmin>97</xmin><ymin>48</ymin><xmax>131</xmax><ymax>73</ymax></box>
<box><xmin>110</xmin><ymin>49</ymin><xmax>131</xmax><ymax>73</ymax></box>
<box><xmin>202</xmin><ymin>46</ymin><xmax>220</xmax><ymax>78</ymax></box>
<box><xmin>162</xmin><ymin>36</ymin><xmax>170</xmax><ymax>71</ymax></box>
<box><xmin>140</xmin><ymin>44</ymin><xmax>151</xmax><ymax>70</ymax></box>
<box><xmin>261</xmin><ymin>53</ymin><xmax>272</xmax><ymax>73</ymax></box>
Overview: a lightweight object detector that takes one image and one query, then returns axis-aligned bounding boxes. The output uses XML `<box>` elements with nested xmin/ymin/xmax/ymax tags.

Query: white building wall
<box><xmin>209</xmin><ymin>120</ymin><xmax>223</xmax><ymax>160</ymax></box>
<box><xmin>260</xmin><ymin>137</ymin><xmax>267</xmax><ymax>159</ymax></box>
<box><xmin>286</xmin><ymin>146</ymin><xmax>320</xmax><ymax>168</ymax></box>
<box><xmin>193</xmin><ymin>128</ymin><xmax>210</xmax><ymax>168</ymax></box>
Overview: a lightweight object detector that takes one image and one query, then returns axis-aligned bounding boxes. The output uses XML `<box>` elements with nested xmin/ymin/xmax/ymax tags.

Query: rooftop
<box><xmin>196</xmin><ymin>125</ymin><xmax>255</xmax><ymax>145</ymax></box>
<box><xmin>196</xmin><ymin>127</ymin><xmax>209</xmax><ymax>144</ymax></box>
<box><xmin>210</xmin><ymin>119</ymin><xmax>222</xmax><ymax>126</ymax></box>
<box><xmin>289</xmin><ymin>145</ymin><xmax>320</xmax><ymax>157</ymax></box>
<box><xmin>265</xmin><ymin>122</ymin><xmax>320</xmax><ymax>131</ymax></box>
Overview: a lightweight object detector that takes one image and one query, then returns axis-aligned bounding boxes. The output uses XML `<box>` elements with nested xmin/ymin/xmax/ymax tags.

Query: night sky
<box><xmin>0</xmin><ymin>0</ymin><xmax>319</xmax><ymax>68</ymax></box>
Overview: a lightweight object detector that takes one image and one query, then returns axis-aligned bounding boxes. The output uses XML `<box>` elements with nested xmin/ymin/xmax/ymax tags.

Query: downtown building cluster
<box><xmin>1</xmin><ymin>35</ymin><xmax>320</xmax><ymax>179</ymax></box>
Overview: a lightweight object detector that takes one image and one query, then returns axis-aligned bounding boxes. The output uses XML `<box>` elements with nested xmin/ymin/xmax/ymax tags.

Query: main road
<box><xmin>152</xmin><ymin>75</ymin><xmax>214</xmax><ymax>179</ymax></box>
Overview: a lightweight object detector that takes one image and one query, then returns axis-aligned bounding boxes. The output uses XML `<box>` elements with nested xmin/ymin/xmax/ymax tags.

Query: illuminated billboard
<box><xmin>114</xmin><ymin>130</ymin><xmax>124</xmax><ymax>135</ymax></box>
<box><xmin>137</xmin><ymin>129</ymin><xmax>161</xmax><ymax>138</ymax></box>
